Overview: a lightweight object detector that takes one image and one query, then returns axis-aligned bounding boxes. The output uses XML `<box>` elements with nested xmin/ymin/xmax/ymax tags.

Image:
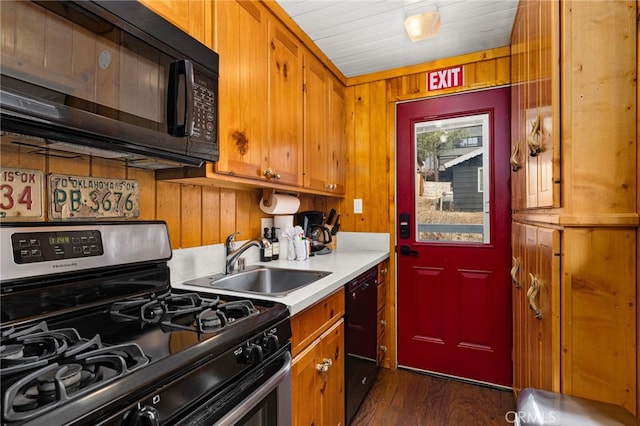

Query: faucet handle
<box><xmin>226</xmin><ymin>232</ymin><xmax>241</xmax><ymax>255</ymax></box>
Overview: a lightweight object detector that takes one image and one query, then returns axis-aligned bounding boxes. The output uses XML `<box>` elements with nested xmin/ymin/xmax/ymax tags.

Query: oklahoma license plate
<box><xmin>49</xmin><ymin>174</ymin><xmax>139</xmax><ymax>219</ymax></box>
<box><xmin>0</xmin><ymin>167</ymin><xmax>44</xmax><ymax>220</ymax></box>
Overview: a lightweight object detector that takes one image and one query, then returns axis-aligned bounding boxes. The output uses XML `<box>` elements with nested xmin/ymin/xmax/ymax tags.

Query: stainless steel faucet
<box><xmin>225</xmin><ymin>236</ymin><xmax>264</xmax><ymax>275</ymax></box>
<box><xmin>225</xmin><ymin>232</ymin><xmax>241</xmax><ymax>256</ymax></box>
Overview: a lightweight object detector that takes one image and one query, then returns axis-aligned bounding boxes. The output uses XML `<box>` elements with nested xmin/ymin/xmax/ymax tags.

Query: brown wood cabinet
<box><xmin>214</xmin><ymin>0</ymin><xmax>268</xmax><ymax>181</ymax></box>
<box><xmin>511</xmin><ymin>223</ymin><xmax>560</xmax><ymax>395</ymax></box>
<box><xmin>291</xmin><ymin>289</ymin><xmax>345</xmax><ymax>425</ymax></box>
<box><xmin>139</xmin><ymin>0</ymin><xmax>212</xmax><ymax>49</ymax></box>
<box><xmin>510</xmin><ymin>0</ymin><xmax>637</xmax><ymax>415</ymax></box>
<box><xmin>303</xmin><ymin>52</ymin><xmax>346</xmax><ymax>194</ymax></box>
<box><xmin>213</xmin><ymin>1</ymin><xmax>302</xmax><ymax>187</ymax></box>
<box><xmin>266</xmin><ymin>18</ymin><xmax>303</xmax><ymax>186</ymax></box>
<box><xmin>376</xmin><ymin>259</ymin><xmax>389</xmax><ymax>367</ymax></box>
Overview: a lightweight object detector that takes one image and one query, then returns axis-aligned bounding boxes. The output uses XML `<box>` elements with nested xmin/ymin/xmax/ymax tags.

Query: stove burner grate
<box><xmin>1</xmin><ymin>324</ymin><xmax>103</xmax><ymax>377</ymax></box>
<box><xmin>2</xmin><ymin>342</ymin><xmax>149</xmax><ymax>423</ymax></box>
<box><xmin>109</xmin><ymin>292</ymin><xmax>259</xmax><ymax>333</ymax></box>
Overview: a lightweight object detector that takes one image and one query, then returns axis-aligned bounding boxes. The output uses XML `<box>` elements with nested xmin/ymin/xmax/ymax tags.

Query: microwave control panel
<box><xmin>192</xmin><ymin>71</ymin><xmax>217</xmax><ymax>144</ymax></box>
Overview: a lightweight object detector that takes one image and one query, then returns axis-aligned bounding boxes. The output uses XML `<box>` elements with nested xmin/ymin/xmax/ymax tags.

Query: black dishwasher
<box><xmin>345</xmin><ymin>266</ymin><xmax>379</xmax><ymax>424</ymax></box>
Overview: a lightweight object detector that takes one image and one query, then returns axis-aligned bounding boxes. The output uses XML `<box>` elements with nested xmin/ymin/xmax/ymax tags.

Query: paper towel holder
<box><xmin>261</xmin><ymin>188</ymin><xmax>299</xmax><ymax>208</ymax></box>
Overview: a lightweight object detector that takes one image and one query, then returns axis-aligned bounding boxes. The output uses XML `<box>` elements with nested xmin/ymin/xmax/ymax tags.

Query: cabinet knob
<box><xmin>379</xmin><ymin>345</ymin><xmax>388</xmax><ymax>353</ymax></box>
<box><xmin>380</xmin><ymin>319</ymin><xmax>387</xmax><ymax>327</ymax></box>
<box><xmin>316</xmin><ymin>358</ymin><xmax>333</xmax><ymax>373</ymax></box>
<box><xmin>263</xmin><ymin>168</ymin><xmax>281</xmax><ymax>180</ymax></box>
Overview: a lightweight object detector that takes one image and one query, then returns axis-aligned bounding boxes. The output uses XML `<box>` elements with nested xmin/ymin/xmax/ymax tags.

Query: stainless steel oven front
<box><xmin>178</xmin><ymin>348</ymin><xmax>292</xmax><ymax>426</ymax></box>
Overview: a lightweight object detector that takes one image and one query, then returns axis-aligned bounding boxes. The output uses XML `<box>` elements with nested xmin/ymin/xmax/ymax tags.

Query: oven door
<box><xmin>177</xmin><ymin>349</ymin><xmax>292</xmax><ymax>426</ymax></box>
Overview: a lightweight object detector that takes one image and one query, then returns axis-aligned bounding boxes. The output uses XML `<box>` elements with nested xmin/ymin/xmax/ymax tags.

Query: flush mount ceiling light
<box><xmin>404</xmin><ymin>6</ymin><xmax>441</xmax><ymax>42</ymax></box>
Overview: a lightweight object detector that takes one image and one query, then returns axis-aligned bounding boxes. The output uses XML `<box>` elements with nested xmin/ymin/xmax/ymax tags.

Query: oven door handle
<box><xmin>214</xmin><ymin>351</ymin><xmax>292</xmax><ymax>426</ymax></box>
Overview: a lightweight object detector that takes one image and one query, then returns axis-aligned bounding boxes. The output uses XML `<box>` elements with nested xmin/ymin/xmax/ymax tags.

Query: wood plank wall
<box><xmin>0</xmin><ymin>136</ymin><xmax>324</xmax><ymax>250</ymax></box>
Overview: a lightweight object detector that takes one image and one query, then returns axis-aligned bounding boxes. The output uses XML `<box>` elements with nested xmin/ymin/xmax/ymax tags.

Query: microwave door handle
<box><xmin>183</xmin><ymin>59</ymin><xmax>194</xmax><ymax>136</ymax></box>
<box><xmin>167</xmin><ymin>59</ymin><xmax>194</xmax><ymax>137</ymax></box>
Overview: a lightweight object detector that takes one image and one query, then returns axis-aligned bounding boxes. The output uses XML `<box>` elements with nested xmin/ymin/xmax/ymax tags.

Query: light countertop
<box><xmin>170</xmin><ymin>232</ymin><xmax>390</xmax><ymax>315</ymax></box>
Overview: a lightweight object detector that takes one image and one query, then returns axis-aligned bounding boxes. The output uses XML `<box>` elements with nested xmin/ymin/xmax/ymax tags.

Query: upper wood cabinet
<box><xmin>303</xmin><ymin>52</ymin><xmax>346</xmax><ymax>194</ymax></box>
<box><xmin>510</xmin><ymin>0</ymin><xmax>558</xmax><ymax>210</ymax></box>
<box><xmin>327</xmin><ymin>75</ymin><xmax>347</xmax><ymax>194</ymax></box>
<box><xmin>214</xmin><ymin>1</ymin><xmax>302</xmax><ymax>186</ymax></box>
<box><xmin>215</xmin><ymin>1</ymin><xmax>302</xmax><ymax>185</ymax></box>
<box><xmin>266</xmin><ymin>19</ymin><xmax>303</xmax><ymax>186</ymax></box>
<box><xmin>139</xmin><ymin>0</ymin><xmax>212</xmax><ymax>49</ymax></box>
<box><xmin>214</xmin><ymin>0</ymin><xmax>268</xmax><ymax>181</ymax></box>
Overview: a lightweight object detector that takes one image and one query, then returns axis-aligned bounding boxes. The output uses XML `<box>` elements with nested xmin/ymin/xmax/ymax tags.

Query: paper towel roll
<box><xmin>259</xmin><ymin>194</ymin><xmax>300</xmax><ymax>214</ymax></box>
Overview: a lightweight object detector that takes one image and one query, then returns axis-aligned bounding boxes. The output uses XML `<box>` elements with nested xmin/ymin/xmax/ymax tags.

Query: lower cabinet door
<box><xmin>513</xmin><ymin>223</ymin><xmax>560</xmax><ymax>394</ymax></box>
<box><xmin>292</xmin><ymin>319</ymin><xmax>344</xmax><ymax>425</ymax></box>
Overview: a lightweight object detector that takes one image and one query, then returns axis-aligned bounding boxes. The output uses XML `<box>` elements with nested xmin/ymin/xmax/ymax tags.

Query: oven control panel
<box><xmin>10</xmin><ymin>230</ymin><xmax>104</xmax><ymax>264</ymax></box>
<box><xmin>1</xmin><ymin>222</ymin><xmax>171</xmax><ymax>281</ymax></box>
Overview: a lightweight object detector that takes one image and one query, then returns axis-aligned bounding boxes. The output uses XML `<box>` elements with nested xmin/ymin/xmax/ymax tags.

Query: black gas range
<box><xmin>0</xmin><ymin>221</ymin><xmax>292</xmax><ymax>426</ymax></box>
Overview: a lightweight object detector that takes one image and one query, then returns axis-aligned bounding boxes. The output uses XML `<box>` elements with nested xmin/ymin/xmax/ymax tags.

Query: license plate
<box><xmin>0</xmin><ymin>168</ymin><xmax>44</xmax><ymax>220</ymax></box>
<box><xmin>49</xmin><ymin>174</ymin><xmax>139</xmax><ymax>219</ymax></box>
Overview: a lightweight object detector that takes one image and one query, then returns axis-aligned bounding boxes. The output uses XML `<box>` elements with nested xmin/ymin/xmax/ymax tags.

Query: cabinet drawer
<box><xmin>291</xmin><ymin>288</ymin><xmax>345</xmax><ymax>357</ymax></box>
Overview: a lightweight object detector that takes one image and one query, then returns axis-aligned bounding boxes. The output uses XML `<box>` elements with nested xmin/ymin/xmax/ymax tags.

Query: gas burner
<box><xmin>0</xmin><ymin>324</ymin><xmax>104</xmax><ymax>378</ymax></box>
<box><xmin>36</xmin><ymin>363</ymin><xmax>84</xmax><ymax>396</ymax></box>
<box><xmin>2</xmin><ymin>343</ymin><xmax>149</xmax><ymax>423</ymax></box>
<box><xmin>109</xmin><ymin>292</ymin><xmax>259</xmax><ymax>333</ymax></box>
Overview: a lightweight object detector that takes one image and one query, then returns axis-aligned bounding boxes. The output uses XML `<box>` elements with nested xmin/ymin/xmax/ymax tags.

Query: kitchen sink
<box><xmin>183</xmin><ymin>265</ymin><xmax>332</xmax><ymax>297</ymax></box>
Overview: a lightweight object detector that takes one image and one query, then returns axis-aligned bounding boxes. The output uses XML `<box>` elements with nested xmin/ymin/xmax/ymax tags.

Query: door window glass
<box><xmin>414</xmin><ymin>113</ymin><xmax>490</xmax><ymax>243</ymax></box>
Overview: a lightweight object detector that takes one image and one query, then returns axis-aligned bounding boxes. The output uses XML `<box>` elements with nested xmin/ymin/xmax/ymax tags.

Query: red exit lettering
<box><xmin>427</xmin><ymin>66</ymin><xmax>464</xmax><ymax>91</ymax></box>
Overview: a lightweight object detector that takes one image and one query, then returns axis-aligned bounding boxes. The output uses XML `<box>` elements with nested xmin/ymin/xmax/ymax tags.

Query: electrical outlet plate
<box><xmin>354</xmin><ymin>199</ymin><xmax>363</xmax><ymax>214</ymax></box>
<box><xmin>261</xmin><ymin>218</ymin><xmax>274</xmax><ymax>232</ymax></box>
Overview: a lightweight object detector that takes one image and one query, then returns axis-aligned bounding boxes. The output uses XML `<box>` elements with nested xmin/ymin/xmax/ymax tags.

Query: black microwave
<box><xmin>0</xmin><ymin>1</ymin><xmax>219</xmax><ymax>169</ymax></box>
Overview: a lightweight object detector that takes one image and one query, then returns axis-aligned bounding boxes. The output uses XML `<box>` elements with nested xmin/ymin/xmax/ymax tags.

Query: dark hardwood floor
<box><xmin>350</xmin><ymin>368</ymin><xmax>516</xmax><ymax>426</ymax></box>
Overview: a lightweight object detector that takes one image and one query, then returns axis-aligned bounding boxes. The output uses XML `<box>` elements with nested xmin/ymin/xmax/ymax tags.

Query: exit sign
<box><xmin>427</xmin><ymin>65</ymin><xmax>464</xmax><ymax>91</ymax></box>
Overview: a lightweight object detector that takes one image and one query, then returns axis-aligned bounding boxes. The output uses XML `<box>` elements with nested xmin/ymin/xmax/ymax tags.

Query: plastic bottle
<box><xmin>260</xmin><ymin>228</ymin><xmax>272</xmax><ymax>262</ymax></box>
<box><xmin>270</xmin><ymin>227</ymin><xmax>280</xmax><ymax>260</ymax></box>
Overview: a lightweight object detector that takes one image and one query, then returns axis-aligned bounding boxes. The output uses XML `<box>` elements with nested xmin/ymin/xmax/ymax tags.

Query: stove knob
<box><xmin>126</xmin><ymin>405</ymin><xmax>160</xmax><ymax>426</ymax></box>
<box><xmin>243</xmin><ymin>343</ymin><xmax>264</xmax><ymax>365</ymax></box>
<box><xmin>262</xmin><ymin>334</ymin><xmax>279</xmax><ymax>354</ymax></box>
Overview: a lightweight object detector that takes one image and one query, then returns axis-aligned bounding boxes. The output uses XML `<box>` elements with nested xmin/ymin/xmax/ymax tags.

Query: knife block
<box><xmin>326</xmin><ymin>234</ymin><xmax>337</xmax><ymax>251</ymax></box>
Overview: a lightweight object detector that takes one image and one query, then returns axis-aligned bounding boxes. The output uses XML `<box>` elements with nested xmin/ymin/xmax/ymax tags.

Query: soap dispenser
<box><xmin>260</xmin><ymin>228</ymin><xmax>272</xmax><ymax>262</ymax></box>
<box><xmin>270</xmin><ymin>227</ymin><xmax>280</xmax><ymax>260</ymax></box>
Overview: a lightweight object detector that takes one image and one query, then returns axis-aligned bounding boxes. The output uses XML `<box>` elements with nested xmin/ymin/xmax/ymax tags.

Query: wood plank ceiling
<box><xmin>275</xmin><ymin>0</ymin><xmax>519</xmax><ymax>77</ymax></box>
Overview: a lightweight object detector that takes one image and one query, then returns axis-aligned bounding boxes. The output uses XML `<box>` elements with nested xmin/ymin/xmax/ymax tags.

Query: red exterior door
<box><xmin>396</xmin><ymin>87</ymin><xmax>512</xmax><ymax>386</ymax></box>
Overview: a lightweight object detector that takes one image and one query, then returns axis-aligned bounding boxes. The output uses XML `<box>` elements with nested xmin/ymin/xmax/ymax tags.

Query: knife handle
<box><xmin>326</xmin><ymin>209</ymin><xmax>336</xmax><ymax>226</ymax></box>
